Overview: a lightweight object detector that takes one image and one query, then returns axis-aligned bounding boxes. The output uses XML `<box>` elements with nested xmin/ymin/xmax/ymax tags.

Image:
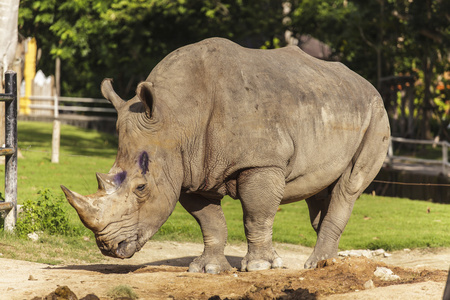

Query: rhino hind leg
<box><xmin>304</xmin><ymin>109</ymin><xmax>390</xmax><ymax>269</ymax></box>
<box><xmin>179</xmin><ymin>193</ymin><xmax>232</xmax><ymax>274</ymax></box>
<box><xmin>305</xmin><ymin>182</ymin><xmax>335</xmax><ymax>233</ymax></box>
<box><xmin>238</xmin><ymin>167</ymin><xmax>285</xmax><ymax>272</ymax></box>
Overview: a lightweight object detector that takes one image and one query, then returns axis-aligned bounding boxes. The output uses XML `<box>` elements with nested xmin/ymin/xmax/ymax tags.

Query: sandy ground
<box><xmin>1</xmin><ymin>241</ymin><xmax>450</xmax><ymax>299</ymax></box>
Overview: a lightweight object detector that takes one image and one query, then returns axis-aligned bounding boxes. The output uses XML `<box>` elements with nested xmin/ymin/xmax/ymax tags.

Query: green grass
<box><xmin>1</xmin><ymin>121</ymin><xmax>450</xmax><ymax>265</ymax></box>
<box><xmin>155</xmin><ymin>194</ymin><xmax>450</xmax><ymax>252</ymax></box>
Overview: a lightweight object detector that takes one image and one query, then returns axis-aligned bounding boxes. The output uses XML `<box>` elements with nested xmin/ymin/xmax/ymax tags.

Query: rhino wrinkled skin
<box><xmin>61</xmin><ymin>38</ymin><xmax>390</xmax><ymax>273</ymax></box>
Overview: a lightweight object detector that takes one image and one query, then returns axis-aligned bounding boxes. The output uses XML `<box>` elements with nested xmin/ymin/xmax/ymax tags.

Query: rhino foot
<box><xmin>304</xmin><ymin>252</ymin><xmax>335</xmax><ymax>269</ymax></box>
<box><xmin>188</xmin><ymin>255</ymin><xmax>232</xmax><ymax>274</ymax></box>
<box><xmin>241</xmin><ymin>251</ymin><xmax>283</xmax><ymax>272</ymax></box>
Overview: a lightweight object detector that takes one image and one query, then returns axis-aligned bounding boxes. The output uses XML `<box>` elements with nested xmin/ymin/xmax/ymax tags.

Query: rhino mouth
<box><xmin>97</xmin><ymin>237</ymin><xmax>138</xmax><ymax>259</ymax></box>
<box><xmin>115</xmin><ymin>240</ymin><xmax>137</xmax><ymax>259</ymax></box>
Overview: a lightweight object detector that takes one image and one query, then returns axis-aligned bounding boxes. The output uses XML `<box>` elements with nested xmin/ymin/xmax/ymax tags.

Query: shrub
<box><xmin>15</xmin><ymin>189</ymin><xmax>73</xmax><ymax>237</ymax></box>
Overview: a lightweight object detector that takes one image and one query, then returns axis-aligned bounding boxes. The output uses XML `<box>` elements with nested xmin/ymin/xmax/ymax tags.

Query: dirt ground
<box><xmin>1</xmin><ymin>241</ymin><xmax>450</xmax><ymax>299</ymax></box>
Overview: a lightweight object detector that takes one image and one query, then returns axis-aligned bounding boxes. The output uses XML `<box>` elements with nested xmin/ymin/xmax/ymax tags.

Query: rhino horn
<box><xmin>61</xmin><ymin>185</ymin><xmax>100</xmax><ymax>230</ymax></box>
<box><xmin>96</xmin><ymin>172</ymin><xmax>117</xmax><ymax>194</ymax></box>
<box><xmin>101</xmin><ymin>78</ymin><xmax>125</xmax><ymax>110</ymax></box>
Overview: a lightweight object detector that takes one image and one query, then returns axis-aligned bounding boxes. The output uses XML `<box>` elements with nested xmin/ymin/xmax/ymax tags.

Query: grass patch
<box><xmin>107</xmin><ymin>285</ymin><xmax>138</xmax><ymax>300</ymax></box>
<box><xmin>155</xmin><ymin>194</ymin><xmax>450</xmax><ymax>252</ymax></box>
<box><xmin>0</xmin><ymin>230</ymin><xmax>104</xmax><ymax>265</ymax></box>
<box><xmin>0</xmin><ymin>121</ymin><xmax>449</xmax><ymax>265</ymax></box>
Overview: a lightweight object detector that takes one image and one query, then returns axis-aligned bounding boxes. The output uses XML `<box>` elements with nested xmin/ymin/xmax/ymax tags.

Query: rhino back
<box><xmin>147</xmin><ymin>38</ymin><xmax>381</xmax><ymax>194</ymax></box>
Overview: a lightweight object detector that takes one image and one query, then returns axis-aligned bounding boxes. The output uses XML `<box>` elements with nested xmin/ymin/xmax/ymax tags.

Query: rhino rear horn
<box><xmin>96</xmin><ymin>172</ymin><xmax>118</xmax><ymax>194</ymax></box>
<box><xmin>101</xmin><ymin>78</ymin><xmax>126</xmax><ymax>110</ymax></box>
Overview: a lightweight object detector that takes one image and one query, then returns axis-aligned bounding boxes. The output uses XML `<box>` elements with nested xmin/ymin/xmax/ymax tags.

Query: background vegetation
<box><xmin>1</xmin><ymin>122</ymin><xmax>450</xmax><ymax>265</ymax></box>
<box><xmin>17</xmin><ymin>0</ymin><xmax>450</xmax><ymax>140</ymax></box>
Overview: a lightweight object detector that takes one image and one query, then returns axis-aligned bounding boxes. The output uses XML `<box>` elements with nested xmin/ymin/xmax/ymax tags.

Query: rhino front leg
<box><xmin>238</xmin><ymin>167</ymin><xmax>285</xmax><ymax>272</ymax></box>
<box><xmin>179</xmin><ymin>193</ymin><xmax>232</xmax><ymax>274</ymax></box>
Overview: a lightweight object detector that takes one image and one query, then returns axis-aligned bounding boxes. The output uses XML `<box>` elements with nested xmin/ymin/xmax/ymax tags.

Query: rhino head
<box><xmin>61</xmin><ymin>79</ymin><xmax>183</xmax><ymax>259</ymax></box>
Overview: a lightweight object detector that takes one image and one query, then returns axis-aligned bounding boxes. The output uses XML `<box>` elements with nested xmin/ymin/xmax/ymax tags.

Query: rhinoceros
<box><xmin>61</xmin><ymin>37</ymin><xmax>390</xmax><ymax>273</ymax></box>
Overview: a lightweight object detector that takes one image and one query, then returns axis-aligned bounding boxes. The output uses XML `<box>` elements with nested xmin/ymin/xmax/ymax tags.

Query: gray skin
<box><xmin>61</xmin><ymin>37</ymin><xmax>390</xmax><ymax>274</ymax></box>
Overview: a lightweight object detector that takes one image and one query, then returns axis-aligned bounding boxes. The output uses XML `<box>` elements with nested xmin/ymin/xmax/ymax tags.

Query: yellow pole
<box><xmin>20</xmin><ymin>37</ymin><xmax>36</xmax><ymax>115</ymax></box>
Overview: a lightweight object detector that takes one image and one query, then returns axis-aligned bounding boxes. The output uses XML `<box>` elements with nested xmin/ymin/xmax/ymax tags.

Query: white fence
<box><xmin>388</xmin><ymin>137</ymin><xmax>449</xmax><ymax>174</ymax></box>
<box><xmin>25</xmin><ymin>94</ymin><xmax>115</xmax><ymax>118</ymax></box>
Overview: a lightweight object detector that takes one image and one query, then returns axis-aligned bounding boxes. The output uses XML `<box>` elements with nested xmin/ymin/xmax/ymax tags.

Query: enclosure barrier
<box><xmin>0</xmin><ymin>71</ymin><xmax>18</xmax><ymax>231</ymax></box>
<box><xmin>388</xmin><ymin>136</ymin><xmax>449</xmax><ymax>175</ymax></box>
<box><xmin>27</xmin><ymin>95</ymin><xmax>115</xmax><ymax>116</ymax></box>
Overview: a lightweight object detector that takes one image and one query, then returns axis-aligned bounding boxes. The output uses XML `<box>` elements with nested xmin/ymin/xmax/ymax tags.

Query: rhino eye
<box><xmin>136</xmin><ymin>184</ymin><xmax>146</xmax><ymax>192</ymax></box>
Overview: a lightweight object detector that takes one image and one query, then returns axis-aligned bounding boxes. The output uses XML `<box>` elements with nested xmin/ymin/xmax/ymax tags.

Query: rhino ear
<box><xmin>136</xmin><ymin>81</ymin><xmax>155</xmax><ymax>117</ymax></box>
<box><xmin>101</xmin><ymin>78</ymin><xmax>126</xmax><ymax>111</ymax></box>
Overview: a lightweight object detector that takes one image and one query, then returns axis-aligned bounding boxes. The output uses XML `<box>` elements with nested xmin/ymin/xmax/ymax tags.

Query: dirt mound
<box><xmin>2</xmin><ymin>242</ymin><xmax>449</xmax><ymax>299</ymax></box>
<box><xmin>28</xmin><ymin>256</ymin><xmax>447</xmax><ymax>300</ymax></box>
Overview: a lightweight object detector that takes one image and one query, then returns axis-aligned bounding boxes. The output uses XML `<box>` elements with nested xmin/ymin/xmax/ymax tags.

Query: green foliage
<box><xmin>107</xmin><ymin>285</ymin><xmax>138</xmax><ymax>300</ymax></box>
<box><xmin>18</xmin><ymin>0</ymin><xmax>449</xmax><ymax>138</ymax></box>
<box><xmin>15</xmin><ymin>189</ymin><xmax>74</xmax><ymax>237</ymax></box>
<box><xmin>18</xmin><ymin>0</ymin><xmax>285</xmax><ymax>98</ymax></box>
<box><xmin>289</xmin><ymin>0</ymin><xmax>450</xmax><ymax>139</ymax></box>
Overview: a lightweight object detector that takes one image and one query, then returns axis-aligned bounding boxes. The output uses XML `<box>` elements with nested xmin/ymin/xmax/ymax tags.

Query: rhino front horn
<box><xmin>61</xmin><ymin>185</ymin><xmax>99</xmax><ymax>230</ymax></box>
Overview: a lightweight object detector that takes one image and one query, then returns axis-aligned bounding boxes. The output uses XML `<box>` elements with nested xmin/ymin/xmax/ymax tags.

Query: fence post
<box><xmin>388</xmin><ymin>139</ymin><xmax>394</xmax><ymax>166</ymax></box>
<box><xmin>1</xmin><ymin>71</ymin><xmax>18</xmax><ymax>232</ymax></box>
<box><xmin>51</xmin><ymin>57</ymin><xmax>61</xmax><ymax>163</ymax></box>
<box><xmin>443</xmin><ymin>142</ymin><xmax>449</xmax><ymax>175</ymax></box>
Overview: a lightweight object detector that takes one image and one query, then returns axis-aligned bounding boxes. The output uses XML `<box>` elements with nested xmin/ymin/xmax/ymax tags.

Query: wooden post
<box><xmin>3</xmin><ymin>71</ymin><xmax>17</xmax><ymax>232</ymax></box>
<box><xmin>51</xmin><ymin>119</ymin><xmax>60</xmax><ymax>163</ymax></box>
<box><xmin>51</xmin><ymin>57</ymin><xmax>60</xmax><ymax>163</ymax></box>
<box><xmin>443</xmin><ymin>142</ymin><xmax>448</xmax><ymax>175</ymax></box>
<box><xmin>388</xmin><ymin>139</ymin><xmax>394</xmax><ymax>166</ymax></box>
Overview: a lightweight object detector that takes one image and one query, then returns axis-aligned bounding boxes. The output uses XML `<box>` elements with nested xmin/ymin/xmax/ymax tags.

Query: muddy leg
<box><xmin>238</xmin><ymin>167</ymin><xmax>285</xmax><ymax>272</ymax></box>
<box><xmin>304</xmin><ymin>109</ymin><xmax>390</xmax><ymax>269</ymax></box>
<box><xmin>179</xmin><ymin>193</ymin><xmax>232</xmax><ymax>274</ymax></box>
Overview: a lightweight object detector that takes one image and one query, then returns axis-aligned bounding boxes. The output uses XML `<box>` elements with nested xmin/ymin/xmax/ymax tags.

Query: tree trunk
<box><xmin>422</xmin><ymin>55</ymin><xmax>434</xmax><ymax>140</ymax></box>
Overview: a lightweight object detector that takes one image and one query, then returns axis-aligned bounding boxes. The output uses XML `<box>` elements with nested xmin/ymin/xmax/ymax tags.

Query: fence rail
<box><xmin>388</xmin><ymin>136</ymin><xmax>449</xmax><ymax>174</ymax></box>
<box><xmin>0</xmin><ymin>71</ymin><xmax>18</xmax><ymax>232</ymax></box>
<box><xmin>26</xmin><ymin>94</ymin><xmax>115</xmax><ymax>117</ymax></box>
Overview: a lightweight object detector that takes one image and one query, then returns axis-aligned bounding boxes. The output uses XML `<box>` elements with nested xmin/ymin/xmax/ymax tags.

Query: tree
<box><xmin>288</xmin><ymin>0</ymin><xmax>450</xmax><ymax>139</ymax></box>
<box><xmin>18</xmin><ymin>0</ymin><xmax>285</xmax><ymax>98</ymax></box>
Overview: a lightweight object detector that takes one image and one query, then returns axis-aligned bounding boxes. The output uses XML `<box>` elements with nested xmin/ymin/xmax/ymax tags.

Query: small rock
<box><xmin>28</xmin><ymin>275</ymin><xmax>37</xmax><ymax>281</ymax></box>
<box><xmin>338</xmin><ymin>249</ymin><xmax>373</xmax><ymax>258</ymax></box>
<box><xmin>49</xmin><ymin>285</ymin><xmax>78</xmax><ymax>300</ymax></box>
<box><xmin>373</xmin><ymin>249</ymin><xmax>385</xmax><ymax>256</ymax></box>
<box><xmin>403</xmin><ymin>248</ymin><xmax>411</xmax><ymax>252</ymax></box>
<box><xmin>80</xmin><ymin>294</ymin><xmax>100</xmax><ymax>300</ymax></box>
<box><xmin>374</xmin><ymin>267</ymin><xmax>400</xmax><ymax>281</ymax></box>
<box><xmin>317</xmin><ymin>258</ymin><xmax>338</xmax><ymax>268</ymax></box>
<box><xmin>383</xmin><ymin>252</ymin><xmax>392</xmax><ymax>257</ymax></box>
<box><xmin>363</xmin><ymin>279</ymin><xmax>375</xmax><ymax>289</ymax></box>
<box><xmin>27</xmin><ymin>232</ymin><xmax>39</xmax><ymax>242</ymax></box>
